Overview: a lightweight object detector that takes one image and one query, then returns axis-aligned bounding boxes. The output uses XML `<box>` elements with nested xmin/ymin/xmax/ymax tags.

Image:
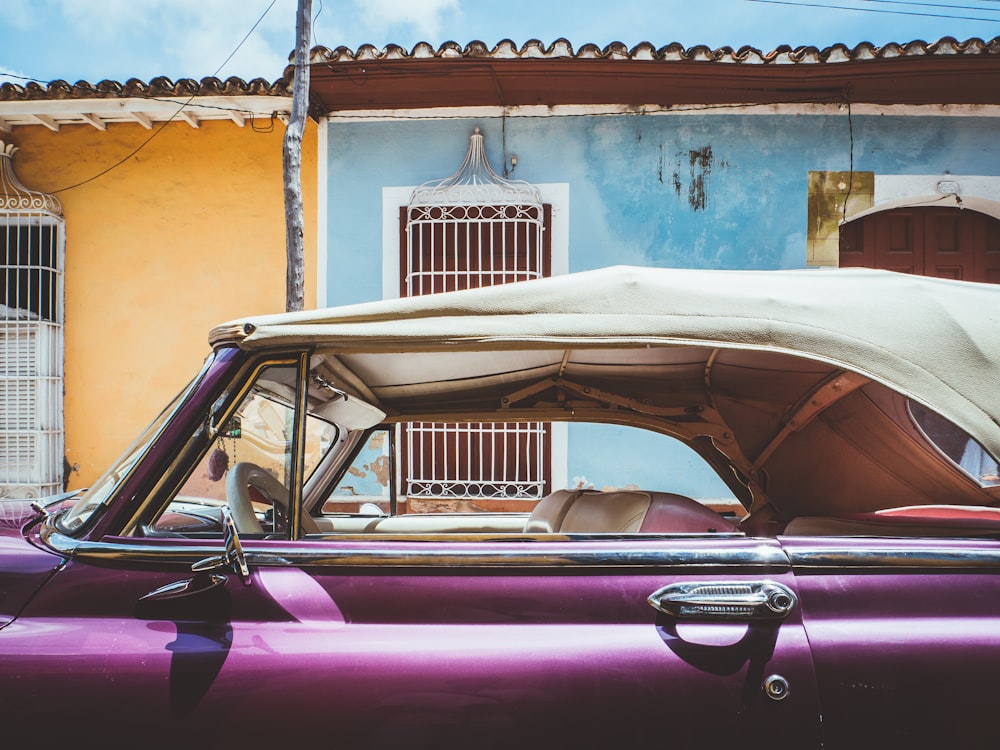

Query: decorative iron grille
<box><xmin>1</xmin><ymin>142</ymin><xmax>65</xmax><ymax>500</ymax></box>
<box><xmin>405</xmin><ymin>421</ymin><xmax>548</xmax><ymax>501</ymax></box>
<box><xmin>404</xmin><ymin>203</ymin><xmax>547</xmax><ymax>295</ymax></box>
<box><xmin>401</xmin><ymin>129</ymin><xmax>550</xmax><ymax>502</ymax></box>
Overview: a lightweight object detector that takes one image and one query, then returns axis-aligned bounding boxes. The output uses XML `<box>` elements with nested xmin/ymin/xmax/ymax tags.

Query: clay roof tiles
<box><xmin>306</xmin><ymin>36</ymin><xmax>1000</xmax><ymax>65</ymax></box>
<box><xmin>1</xmin><ymin>36</ymin><xmax>998</xmax><ymax>129</ymax></box>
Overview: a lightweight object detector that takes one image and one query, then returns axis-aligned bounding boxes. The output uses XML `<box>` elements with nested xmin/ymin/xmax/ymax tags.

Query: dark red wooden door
<box><xmin>840</xmin><ymin>207</ymin><xmax>1000</xmax><ymax>283</ymax></box>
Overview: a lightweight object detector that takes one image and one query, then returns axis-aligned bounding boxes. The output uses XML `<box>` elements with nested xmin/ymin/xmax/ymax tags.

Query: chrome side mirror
<box><xmin>192</xmin><ymin>508</ymin><xmax>251</xmax><ymax>585</ymax></box>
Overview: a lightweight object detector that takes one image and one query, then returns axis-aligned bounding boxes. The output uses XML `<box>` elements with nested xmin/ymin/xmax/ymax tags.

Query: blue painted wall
<box><xmin>325</xmin><ymin>112</ymin><xmax>1000</xmax><ymax>305</ymax></box>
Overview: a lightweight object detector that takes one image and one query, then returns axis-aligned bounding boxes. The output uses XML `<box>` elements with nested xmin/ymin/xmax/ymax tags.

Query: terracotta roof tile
<box><xmin>303</xmin><ymin>36</ymin><xmax>1000</xmax><ymax>111</ymax></box>
<box><xmin>306</xmin><ymin>36</ymin><xmax>1000</xmax><ymax>67</ymax></box>
<box><xmin>0</xmin><ymin>75</ymin><xmax>288</xmax><ymax>103</ymax></box>
<box><xmin>2</xmin><ymin>36</ymin><xmax>995</xmax><ymax>105</ymax></box>
<box><xmin>2</xmin><ymin>36</ymin><xmax>998</xmax><ymax>129</ymax></box>
<box><xmin>0</xmin><ymin>75</ymin><xmax>289</xmax><ymax>131</ymax></box>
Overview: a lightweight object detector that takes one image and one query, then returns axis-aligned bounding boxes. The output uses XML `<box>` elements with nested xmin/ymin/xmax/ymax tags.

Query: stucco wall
<box><xmin>324</xmin><ymin>112</ymin><xmax>1000</xmax><ymax>305</ymax></box>
<box><xmin>10</xmin><ymin>119</ymin><xmax>317</xmax><ymax>487</ymax></box>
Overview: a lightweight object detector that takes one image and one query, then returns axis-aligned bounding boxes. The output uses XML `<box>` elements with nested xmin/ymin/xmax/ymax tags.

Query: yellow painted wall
<box><xmin>9</xmin><ymin>118</ymin><xmax>317</xmax><ymax>488</ymax></box>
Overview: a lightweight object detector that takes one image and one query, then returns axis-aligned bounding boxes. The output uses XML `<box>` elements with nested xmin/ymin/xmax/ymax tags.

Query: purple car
<box><xmin>3</xmin><ymin>266</ymin><xmax>1000</xmax><ymax>748</ymax></box>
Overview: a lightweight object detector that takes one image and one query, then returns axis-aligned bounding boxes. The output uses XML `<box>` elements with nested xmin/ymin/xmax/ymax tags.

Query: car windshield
<box><xmin>57</xmin><ymin>353</ymin><xmax>217</xmax><ymax>534</ymax></box>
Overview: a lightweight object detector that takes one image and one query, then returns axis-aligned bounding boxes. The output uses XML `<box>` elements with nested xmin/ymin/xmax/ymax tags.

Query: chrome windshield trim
<box><xmin>56</xmin><ymin>350</ymin><xmax>227</xmax><ymax>537</ymax></box>
<box><xmin>41</xmin><ymin>527</ymin><xmax>788</xmax><ymax>571</ymax></box>
<box><xmin>787</xmin><ymin>544</ymin><xmax>1000</xmax><ymax>571</ymax></box>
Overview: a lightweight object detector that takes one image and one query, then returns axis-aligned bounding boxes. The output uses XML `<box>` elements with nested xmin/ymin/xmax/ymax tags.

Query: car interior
<box><xmin>139</xmin><ymin>343</ymin><xmax>1000</xmax><ymax>542</ymax></box>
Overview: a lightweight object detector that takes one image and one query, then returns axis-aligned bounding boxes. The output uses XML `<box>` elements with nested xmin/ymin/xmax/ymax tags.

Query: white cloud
<box><xmin>41</xmin><ymin>0</ymin><xmax>297</xmax><ymax>80</ymax></box>
<box><xmin>3</xmin><ymin>0</ymin><xmax>36</xmax><ymax>29</ymax></box>
<box><xmin>52</xmin><ymin>0</ymin><xmax>152</xmax><ymax>33</ymax></box>
<box><xmin>353</xmin><ymin>0</ymin><xmax>460</xmax><ymax>42</ymax></box>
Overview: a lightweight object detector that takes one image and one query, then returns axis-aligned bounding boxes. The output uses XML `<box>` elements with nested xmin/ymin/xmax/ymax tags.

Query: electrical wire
<box><xmin>747</xmin><ymin>0</ymin><xmax>1000</xmax><ymax>21</ymax></box>
<box><xmin>41</xmin><ymin>0</ymin><xmax>281</xmax><ymax>194</ymax></box>
<box><xmin>843</xmin><ymin>99</ymin><xmax>854</xmax><ymax>224</ymax></box>
<box><xmin>861</xmin><ymin>0</ymin><xmax>1000</xmax><ymax>10</ymax></box>
<box><xmin>211</xmin><ymin>0</ymin><xmax>279</xmax><ymax>79</ymax></box>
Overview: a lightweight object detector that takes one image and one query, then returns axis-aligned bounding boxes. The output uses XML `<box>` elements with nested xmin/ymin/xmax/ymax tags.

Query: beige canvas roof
<box><xmin>210</xmin><ymin>266</ymin><xmax>1000</xmax><ymax>459</ymax></box>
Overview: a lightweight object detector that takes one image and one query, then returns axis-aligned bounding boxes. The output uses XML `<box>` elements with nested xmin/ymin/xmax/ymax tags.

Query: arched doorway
<box><xmin>839</xmin><ymin>206</ymin><xmax>1000</xmax><ymax>283</ymax></box>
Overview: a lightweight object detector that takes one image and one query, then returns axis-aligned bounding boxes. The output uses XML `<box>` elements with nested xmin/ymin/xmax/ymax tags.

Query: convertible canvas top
<box><xmin>210</xmin><ymin>266</ymin><xmax>1000</xmax><ymax>458</ymax></box>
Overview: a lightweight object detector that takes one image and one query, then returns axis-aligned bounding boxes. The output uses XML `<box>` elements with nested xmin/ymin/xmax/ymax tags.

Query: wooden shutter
<box><xmin>840</xmin><ymin>207</ymin><xmax>1000</xmax><ymax>284</ymax></box>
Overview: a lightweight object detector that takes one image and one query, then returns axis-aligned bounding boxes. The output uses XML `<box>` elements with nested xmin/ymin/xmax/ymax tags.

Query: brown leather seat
<box><xmin>639</xmin><ymin>491</ymin><xmax>737</xmax><ymax>534</ymax></box>
<box><xmin>525</xmin><ymin>489</ymin><xmax>735</xmax><ymax>534</ymax></box>
<box><xmin>523</xmin><ymin>489</ymin><xmax>578</xmax><ymax>533</ymax></box>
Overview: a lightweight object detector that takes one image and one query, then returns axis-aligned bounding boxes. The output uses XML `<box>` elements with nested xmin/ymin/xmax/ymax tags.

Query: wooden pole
<box><xmin>283</xmin><ymin>0</ymin><xmax>311</xmax><ymax>312</ymax></box>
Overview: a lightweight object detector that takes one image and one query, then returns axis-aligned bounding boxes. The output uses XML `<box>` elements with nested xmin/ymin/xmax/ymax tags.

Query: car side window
<box><xmin>910</xmin><ymin>400</ymin><xmax>1000</xmax><ymax>487</ymax></box>
<box><xmin>308</xmin><ymin>422</ymin><xmax>741</xmax><ymax>537</ymax></box>
<box><xmin>146</xmin><ymin>363</ymin><xmax>338</xmax><ymax>537</ymax></box>
<box><xmin>324</xmin><ymin>427</ymin><xmax>393</xmax><ymax>515</ymax></box>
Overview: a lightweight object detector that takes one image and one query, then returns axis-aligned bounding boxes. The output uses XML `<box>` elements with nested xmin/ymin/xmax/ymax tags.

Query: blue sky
<box><xmin>1</xmin><ymin>0</ymin><xmax>998</xmax><ymax>86</ymax></box>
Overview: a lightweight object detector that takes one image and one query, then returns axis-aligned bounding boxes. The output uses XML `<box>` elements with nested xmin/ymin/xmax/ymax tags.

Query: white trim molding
<box><xmin>858</xmin><ymin>175</ymin><xmax>1000</xmax><ymax>222</ymax></box>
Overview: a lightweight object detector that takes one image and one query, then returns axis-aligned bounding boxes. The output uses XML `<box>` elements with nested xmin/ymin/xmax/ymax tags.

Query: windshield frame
<box><xmin>55</xmin><ymin>351</ymin><xmax>221</xmax><ymax>536</ymax></box>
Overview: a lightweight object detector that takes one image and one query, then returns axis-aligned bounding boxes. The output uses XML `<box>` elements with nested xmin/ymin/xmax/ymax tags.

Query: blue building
<box><xmin>309</xmin><ymin>38</ymin><xmax>1000</xmax><ymax>308</ymax></box>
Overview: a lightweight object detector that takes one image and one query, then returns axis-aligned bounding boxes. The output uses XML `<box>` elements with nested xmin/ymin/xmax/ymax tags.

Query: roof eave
<box><xmin>300</xmin><ymin>37</ymin><xmax>1000</xmax><ymax>112</ymax></box>
<box><xmin>306</xmin><ymin>54</ymin><xmax>1000</xmax><ymax>112</ymax></box>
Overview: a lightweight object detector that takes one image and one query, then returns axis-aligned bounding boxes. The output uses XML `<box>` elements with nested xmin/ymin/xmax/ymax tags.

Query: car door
<box><xmin>256</xmin><ymin>534</ymin><xmax>824</xmax><ymax>748</ymax></box>
<box><xmin>8</xmin><ymin>529</ymin><xmax>823</xmax><ymax>748</ymax></box>
<box><xmin>784</xmin><ymin>534</ymin><xmax>1000</xmax><ymax>749</ymax></box>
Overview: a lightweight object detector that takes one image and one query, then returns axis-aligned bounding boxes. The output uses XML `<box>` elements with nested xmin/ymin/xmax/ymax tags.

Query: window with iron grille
<box><xmin>1</xmin><ymin>143</ymin><xmax>65</xmax><ymax>500</ymax></box>
<box><xmin>399</xmin><ymin>130</ymin><xmax>551</xmax><ymax>505</ymax></box>
<box><xmin>402</xmin><ymin>203</ymin><xmax>551</xmax><ymax>294</ymax></box>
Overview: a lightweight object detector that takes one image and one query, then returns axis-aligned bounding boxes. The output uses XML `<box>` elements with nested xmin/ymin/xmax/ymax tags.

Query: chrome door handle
<box><xmin>648</xmin><ymin>581</ymin><xmax>796</xmax><ymax>620</ymax></box>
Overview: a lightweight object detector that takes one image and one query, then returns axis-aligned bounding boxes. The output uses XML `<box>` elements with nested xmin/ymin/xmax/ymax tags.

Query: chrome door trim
<box><xmin>40</xmin><ymin>525</ymin><xmax>789</xmax><ymax>571</ymax></box>
<box><xmin>786</xmin><ymin>544</ymin><xmax>1000</xmax><ymax>571</ymax></box>
<box><xmin>47</xmin><ymin>522</ymin><xmax>1000</xmax><ymax>572</ymax></box>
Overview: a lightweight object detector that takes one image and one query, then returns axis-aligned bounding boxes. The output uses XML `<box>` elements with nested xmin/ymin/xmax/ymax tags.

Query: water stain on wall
<box><xmin>688</xmin><ymin>146</ymin><xmax>713</xmax><ymax>211</ymax></box>
<box><xmin>666</xmin><ymin>145</ymin><xmax>715</xmax><ymax>211</ymax></box>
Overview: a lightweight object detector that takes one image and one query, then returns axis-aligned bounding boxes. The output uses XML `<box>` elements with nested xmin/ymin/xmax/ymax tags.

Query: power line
<box><xmin>747</xmin><ymin>0</ymin><xmax>1000</xmax><ymax>20</ymax></box>
<box><xmin>859</xmin><ymin>0</ymin><xmax>1000</xmax><ymax>12</ymax></box>
<box><xmin>43</xmin><ymin>0</ymin><xmax>281</xmax><ymax>194</ymax></box>
<box><xmin>212</xmin><ymin>0</ymin><xmax>279</xmax><ymax>78</ymax></box>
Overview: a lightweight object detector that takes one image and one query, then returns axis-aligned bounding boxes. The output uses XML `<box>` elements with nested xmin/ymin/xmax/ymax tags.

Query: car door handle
<box><xmin>648</xmin><ymin>581</ymin><xmax>796</xmax><ymax>621</ymax></box>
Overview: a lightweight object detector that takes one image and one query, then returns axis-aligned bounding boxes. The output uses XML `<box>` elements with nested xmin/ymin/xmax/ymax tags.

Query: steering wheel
<box><xmin>226</xmin><ymin>462</ymin><xmax>289</xmax><ymax>533</ymax></box>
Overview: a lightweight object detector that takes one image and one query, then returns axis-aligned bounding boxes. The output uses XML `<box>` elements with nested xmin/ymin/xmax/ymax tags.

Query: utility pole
<box><xmin>283</xmin><ymin>0</ymin><xmax>312</xmax><ymax>312</ymax></box>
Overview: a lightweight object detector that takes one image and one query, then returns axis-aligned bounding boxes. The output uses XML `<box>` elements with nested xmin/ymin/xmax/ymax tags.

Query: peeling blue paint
<box><xmin>325</xmin><ymin>113</ymin><xmax>1000</xmax><ymax>305</ymax></box>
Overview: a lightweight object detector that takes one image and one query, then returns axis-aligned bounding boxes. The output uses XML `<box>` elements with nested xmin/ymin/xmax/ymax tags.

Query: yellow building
<box><xmin>0</xmin><ymin>79</ymin><xmax>316</xmax><ymax>493</ymax></box>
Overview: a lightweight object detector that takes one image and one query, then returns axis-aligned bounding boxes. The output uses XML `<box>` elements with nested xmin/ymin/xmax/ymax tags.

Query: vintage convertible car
<box><xmin>2</xmin><ymin>266</ymin><xmax>1000</xmax><ymax>748</ymax></box>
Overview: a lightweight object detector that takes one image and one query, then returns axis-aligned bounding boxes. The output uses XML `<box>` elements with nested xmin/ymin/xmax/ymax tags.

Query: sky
<box><xmin>1</xmin><ymin>0</ymin><xmax>998</xmax><ymax>86</ymax></box>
